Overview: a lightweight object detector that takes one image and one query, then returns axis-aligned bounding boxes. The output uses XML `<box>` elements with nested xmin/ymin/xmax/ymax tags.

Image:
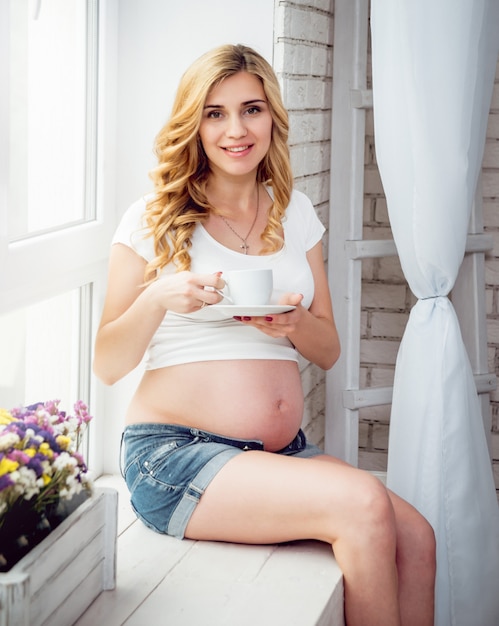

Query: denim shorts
<box><xmin>120</xmin><ymin>423</ymin><xmax>323</xmax><ymax>539</ymax></box>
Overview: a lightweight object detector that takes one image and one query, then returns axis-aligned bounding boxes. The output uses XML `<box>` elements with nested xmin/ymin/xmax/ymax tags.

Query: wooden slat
<box><xmin>350</xmin><ymin>88</ymin><xmax>373</xmax><ymax>109</ymax></box>
<box><xmin>325</xmin><ymin>0</ymin><xmax>370</xmax><ymax>464</ymax></box>
<box><xmin>343</xmin><ymin>386</ymin><xmax>393</xmax><ymax>410</ymax></box>
<box><xmin>345</xmin><ymin>239</ymin><xmax>397</xmax><ymax>259</ymax></box>
<box><xmin>74</xmin><ymin>518</ymin><xmax>196</xmax><ymax>625</ymax></box>
<box><xmin>343</xmin><ymin>373</ymin><xmax>497</xmax><ymax>410</ymax></box>
<box><xmin>0</xmin><ymin>489</ymin><xmax>117</xmax><ymax>626</ymax></box>
<box><xmin>346</xmin><ymin>233</ymin><xmax>493</xmax><ymax>260</ymax></box>
<box><xmin>464</xmin><ymin>232</ymin><xmax>494</xmax><ymax>254</ymax></box>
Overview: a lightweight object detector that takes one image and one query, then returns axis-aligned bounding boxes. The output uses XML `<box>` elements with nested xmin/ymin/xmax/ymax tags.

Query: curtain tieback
<box><xmin>419</xmin><ymin>294</ymin><xmax>448</xmax><ymax>301</ymax></box>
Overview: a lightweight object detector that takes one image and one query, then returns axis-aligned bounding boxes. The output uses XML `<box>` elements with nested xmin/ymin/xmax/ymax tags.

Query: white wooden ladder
<box><xmin>324</xmin><ymin>0</ymin><xmax>495</xmax><ymax>465</ymax></box>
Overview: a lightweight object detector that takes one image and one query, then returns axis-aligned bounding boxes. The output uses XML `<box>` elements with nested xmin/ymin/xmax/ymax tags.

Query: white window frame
<box><xmin>0</xmin><ymin>0</ymin><xmax>119</xmax><ymax>477</ymax></box>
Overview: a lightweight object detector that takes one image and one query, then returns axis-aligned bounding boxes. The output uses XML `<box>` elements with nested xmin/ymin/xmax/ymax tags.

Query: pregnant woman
<box><xmin>93</xmin><ymin>44</ymin><xmax>435</xmax><ymax>626</ymax></box>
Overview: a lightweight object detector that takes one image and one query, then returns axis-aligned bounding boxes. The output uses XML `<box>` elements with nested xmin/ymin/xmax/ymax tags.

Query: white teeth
<box><xmin>225</xmin><ymin>146</ymin><xmax>248</xmax><ymax>152</ymax></box>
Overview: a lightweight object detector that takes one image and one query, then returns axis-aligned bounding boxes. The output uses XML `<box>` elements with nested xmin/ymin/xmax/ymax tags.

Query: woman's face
<box><xmin>198</xmin><ymin>71</ymin><xmax>273</xmax><ymax>179</ymax></box>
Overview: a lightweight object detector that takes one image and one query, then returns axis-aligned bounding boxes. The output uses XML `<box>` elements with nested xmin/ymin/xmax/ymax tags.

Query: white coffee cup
<box><xmin>224</xmin><ymin>269</ymin><xmax>273</xmax><ymax>305</ymax></box>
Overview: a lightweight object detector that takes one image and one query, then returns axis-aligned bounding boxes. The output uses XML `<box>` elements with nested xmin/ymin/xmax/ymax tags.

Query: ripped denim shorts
<box><xmin>120</xmin><ymin>423</ymin><xmax>323</xmax><ymax>539</ymax></box>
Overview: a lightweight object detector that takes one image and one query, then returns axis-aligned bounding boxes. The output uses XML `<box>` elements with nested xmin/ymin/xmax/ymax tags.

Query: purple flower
<box><xmin>0</xmin><ymin>475</ymin><xmax>15</xmax><ymax>491</ymax></box>
<box><xmin>26</xmin><ymin>454</ymin><xmax>45</xmax><ymax>477</ymax></box>
<box><xmin>0</xmin><ymin>399</ymin><xmax>94</xmax><ymax>525</ymax></box>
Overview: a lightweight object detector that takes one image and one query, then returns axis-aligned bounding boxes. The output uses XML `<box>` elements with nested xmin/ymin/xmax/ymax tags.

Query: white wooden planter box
<box><xmin>0</xmin><ymin>487</ymin><xmax>118</xmax><ymax>626</ymax></box>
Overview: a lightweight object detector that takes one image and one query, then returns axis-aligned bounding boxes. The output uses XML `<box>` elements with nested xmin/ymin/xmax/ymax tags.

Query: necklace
<box><xmin>219</xmin><ymin>185</ymin><xmax>260</xmax><ymax>254</ymax></box>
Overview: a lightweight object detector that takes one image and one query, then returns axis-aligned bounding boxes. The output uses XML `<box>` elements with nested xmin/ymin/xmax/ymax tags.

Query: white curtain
<box><xmin>370</xmin><ymin>1</ymin><xmax>499</xmax><ymax>625</ymax></box>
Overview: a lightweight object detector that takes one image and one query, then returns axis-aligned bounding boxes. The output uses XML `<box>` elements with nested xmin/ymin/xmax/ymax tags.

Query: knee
<box><xmin>361</xmin><ymin>474</ymin><xmax>397</xmax><ymax>527</ymax></box>
<box><xmin>342</xmin><ymin>473</ymin><xmax>397</xmax><ymax>548</ymax></box>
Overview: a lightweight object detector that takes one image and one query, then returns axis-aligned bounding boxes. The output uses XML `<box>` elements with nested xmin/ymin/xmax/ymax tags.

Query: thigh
<box><xmin>184</xmin><ymin>451</ymin><xmax>388</xmax><ymax>544</ymax></box>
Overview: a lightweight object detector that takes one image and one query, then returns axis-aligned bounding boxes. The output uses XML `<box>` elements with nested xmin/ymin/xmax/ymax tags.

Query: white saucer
<box><xmin>214</xmin><ymin>304</ymin><xmax>296</xmax><ymax>317</ymax></box>
<box><xmin>192</xmin><ymin>304</ymin><xmax>296</xmax><ymax>320</ymax></box>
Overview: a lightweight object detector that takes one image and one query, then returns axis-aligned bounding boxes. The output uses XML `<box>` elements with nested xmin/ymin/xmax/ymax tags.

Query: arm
<box><xmin>93</xmin><ymin>243</ymin><xmax>224</xmax><ymax>385</ymax></box>
<box><xmin>244</xmin><ymin>241</ymin><xmax>340</xmax><ymax>370</ymax></box>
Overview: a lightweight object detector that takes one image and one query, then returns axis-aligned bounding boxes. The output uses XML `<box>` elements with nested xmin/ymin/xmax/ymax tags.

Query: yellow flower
<box><xmin>56</xmin><ymin>435</ymin><xmax>71</xmax><ymax>450</ymax></box>
<box><xmin>41</xmin><ymin>474</ymin><xmax>51</xmax><ymax>486</ymax></box>
<box><xmin>0</xmin><ymin>408</ymin><xmax>15</xmax><ymax>425</ymax></box>
<box><xmin>39</xmin><ymin>442</ymin><xmax>54</xmax><ymax>459</ymax></box>
<box><xmin>24</xmin><ymin>447</ymin><xmax>36</xmax><ymax>458</ymax></box>
<box><xmin>0</xmin><ymin>457</ymin><xmax>19</xmax><ymax>476</ymax></box>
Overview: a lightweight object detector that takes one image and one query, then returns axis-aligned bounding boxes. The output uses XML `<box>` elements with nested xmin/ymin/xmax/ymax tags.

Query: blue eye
<box><xmin>207</xmin><ymin>110</ymin><xmax>223</xmax><ymax>119</ymax></box>
<box><xmin>245</xmin><ymin>106</ymin><xmax>261</xmax><ymax>115</ymax></box>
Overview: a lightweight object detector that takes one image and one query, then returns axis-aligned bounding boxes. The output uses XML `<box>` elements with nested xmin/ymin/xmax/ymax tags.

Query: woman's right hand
<box><xmin>93</xmin><ymin>244</ymin><xmax>224</xmax><ymax>384</ymax></box>
<box><xmin>148</xmin><ymin>270</ymin><xmax>225</xmax><ymax>314</ymax></box>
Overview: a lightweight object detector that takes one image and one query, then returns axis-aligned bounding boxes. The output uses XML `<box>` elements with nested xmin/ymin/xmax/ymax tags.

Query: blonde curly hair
<box><xmin>144</xmin><ymin>44</ymin><xmax>294</xmax><ymax>282</ymax></box>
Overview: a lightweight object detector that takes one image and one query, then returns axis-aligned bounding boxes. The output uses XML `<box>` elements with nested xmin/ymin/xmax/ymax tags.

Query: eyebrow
<box><xmin>203</xmin><ymin>99</ymin><xmax>267</xmax><ymax>109</ymax></box>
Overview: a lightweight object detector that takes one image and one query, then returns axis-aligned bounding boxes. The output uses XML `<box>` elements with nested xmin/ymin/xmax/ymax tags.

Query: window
<box><xmin>8</xmin><ymin>0</ymin><xmax>99</xmax><ymax>240</ymax></box>
<box><xmin>0</xmin><ymin>286</ymin><xmax>93</xmax><ymax>461</ymax></box>
<box><xmin>0</xmin><ymin>0</ymin><xmax>117</xmax><ymax>477</ymax></box>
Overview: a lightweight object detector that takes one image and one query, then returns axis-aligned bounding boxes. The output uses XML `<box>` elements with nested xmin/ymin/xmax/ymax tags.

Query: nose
<box><xmin>226</xmin><ymin>114</ymin><xmax>247</xmax><ymax>138</ymax></box>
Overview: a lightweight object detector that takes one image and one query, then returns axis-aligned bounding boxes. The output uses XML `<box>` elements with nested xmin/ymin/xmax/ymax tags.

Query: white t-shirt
<box><xmin>112</xmin><ymin>187</ymin><xmax>325</xmax><ymax>369</ymax></box>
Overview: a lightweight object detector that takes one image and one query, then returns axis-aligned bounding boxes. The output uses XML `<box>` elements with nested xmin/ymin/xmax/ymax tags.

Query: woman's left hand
<box><xmin>232</xmin><ymin>241</ymin><xmax>340</xmax><ymax>371</ymax></box>
<box><xmin>233</xmin><ymin>293</ymin><xmax>304</xmax><ymax>338</ymax></box>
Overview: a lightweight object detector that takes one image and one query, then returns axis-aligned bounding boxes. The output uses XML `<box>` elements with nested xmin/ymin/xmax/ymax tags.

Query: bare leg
<box><xmin>389</xmin><ymin>489</ymin><xmax>436</xmax><ymax>626</ymax></box>
<box><xmin>185</xmin><ymin>452</ymin><xmax>435</xmax><ymax>626</ymax></box>
<box><xmin>314</xmin><ymin>455</ymin><xmax>436</xmax><ymax>626</ymax></box>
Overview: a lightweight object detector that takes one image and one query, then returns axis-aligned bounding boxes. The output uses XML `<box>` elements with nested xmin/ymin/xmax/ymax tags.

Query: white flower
<box><xmin>0</xmin><ymin>399</ymin><xmax>93</xmax><ymax>531</ymax></box>
<box><xmin>0</xmin><ymin>432</ymin><xmax>20</xmax><ymax>451</ymax></box>
<box><xmin>17</xmin><ymin>470</ymin><xmax>40</xmax><ymax>500</ymax></box>
<box><xmin>53</xmin><ymin>452</ymin><xmax>77</xmax><ymax>471</ymax></box>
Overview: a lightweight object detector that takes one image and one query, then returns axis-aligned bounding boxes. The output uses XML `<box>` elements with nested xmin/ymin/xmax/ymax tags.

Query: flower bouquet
<box><xmin>0</xmin><ymin>400</ymin><xmax>93</xmax><ymax>571</ymax></box>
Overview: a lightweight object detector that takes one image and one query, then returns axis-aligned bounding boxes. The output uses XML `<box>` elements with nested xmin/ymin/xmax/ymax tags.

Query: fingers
<box><xmin>199</xmin><ymin>288</ymin><xmax>223</xmax><ymax>307</ymax></box>
<box><xmin>251</xmin><ymin>317</ymin><xmax>297</xmax><ymax>338</ymax></box>
<box><xmin>203</xmin><ymin>271</ymin><xmax>226</xmax><ymax>290</ymax></box>
<box><xmin>277</xmin><ymin>292</ymin><xmax>304</xmax><ymax>307</ymax></box>
<box><xmin>153</xmin><ymin>271</ymin><xmax>226</xmax><ymax>313</ymax></box>
<box><xmin>233</xmin><ymin>296</ymin><xmax>304</xmax><ymax>337</ymax></box>
<box><xmin>198</xmin><ymin>272</ymin><xmax>226</xmax><ymax>307</ymax></box>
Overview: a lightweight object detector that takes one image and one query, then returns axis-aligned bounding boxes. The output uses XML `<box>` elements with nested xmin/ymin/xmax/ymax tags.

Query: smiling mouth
<box><xmin>223</xmin><ymin>145</ymin><xmax>251</xmax><ymax>153</ymax></box>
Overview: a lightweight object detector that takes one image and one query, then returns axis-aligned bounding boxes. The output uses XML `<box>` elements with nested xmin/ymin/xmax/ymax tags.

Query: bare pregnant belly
<box><xmin>125</xmin><ymin>360</ymin><xmax>304</xmax><ymax>451</ymax></box>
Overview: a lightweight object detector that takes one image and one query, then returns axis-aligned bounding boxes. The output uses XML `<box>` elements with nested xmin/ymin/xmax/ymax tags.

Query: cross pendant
<box><xmin>240</xmin><ymin>243</ymin><xmax>249</xmax><ymax>253</ymax></box>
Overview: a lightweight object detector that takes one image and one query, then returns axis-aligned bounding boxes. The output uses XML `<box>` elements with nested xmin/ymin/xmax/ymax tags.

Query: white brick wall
<box><xmin>273</xmin><ymin>0</ymin><xmax>333</xmax><ymax>447</ymax></box>
<box><xmin>276</xmin><ymin>2</ymin><xmax>499</xmax><ymax>498</ymax></box>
